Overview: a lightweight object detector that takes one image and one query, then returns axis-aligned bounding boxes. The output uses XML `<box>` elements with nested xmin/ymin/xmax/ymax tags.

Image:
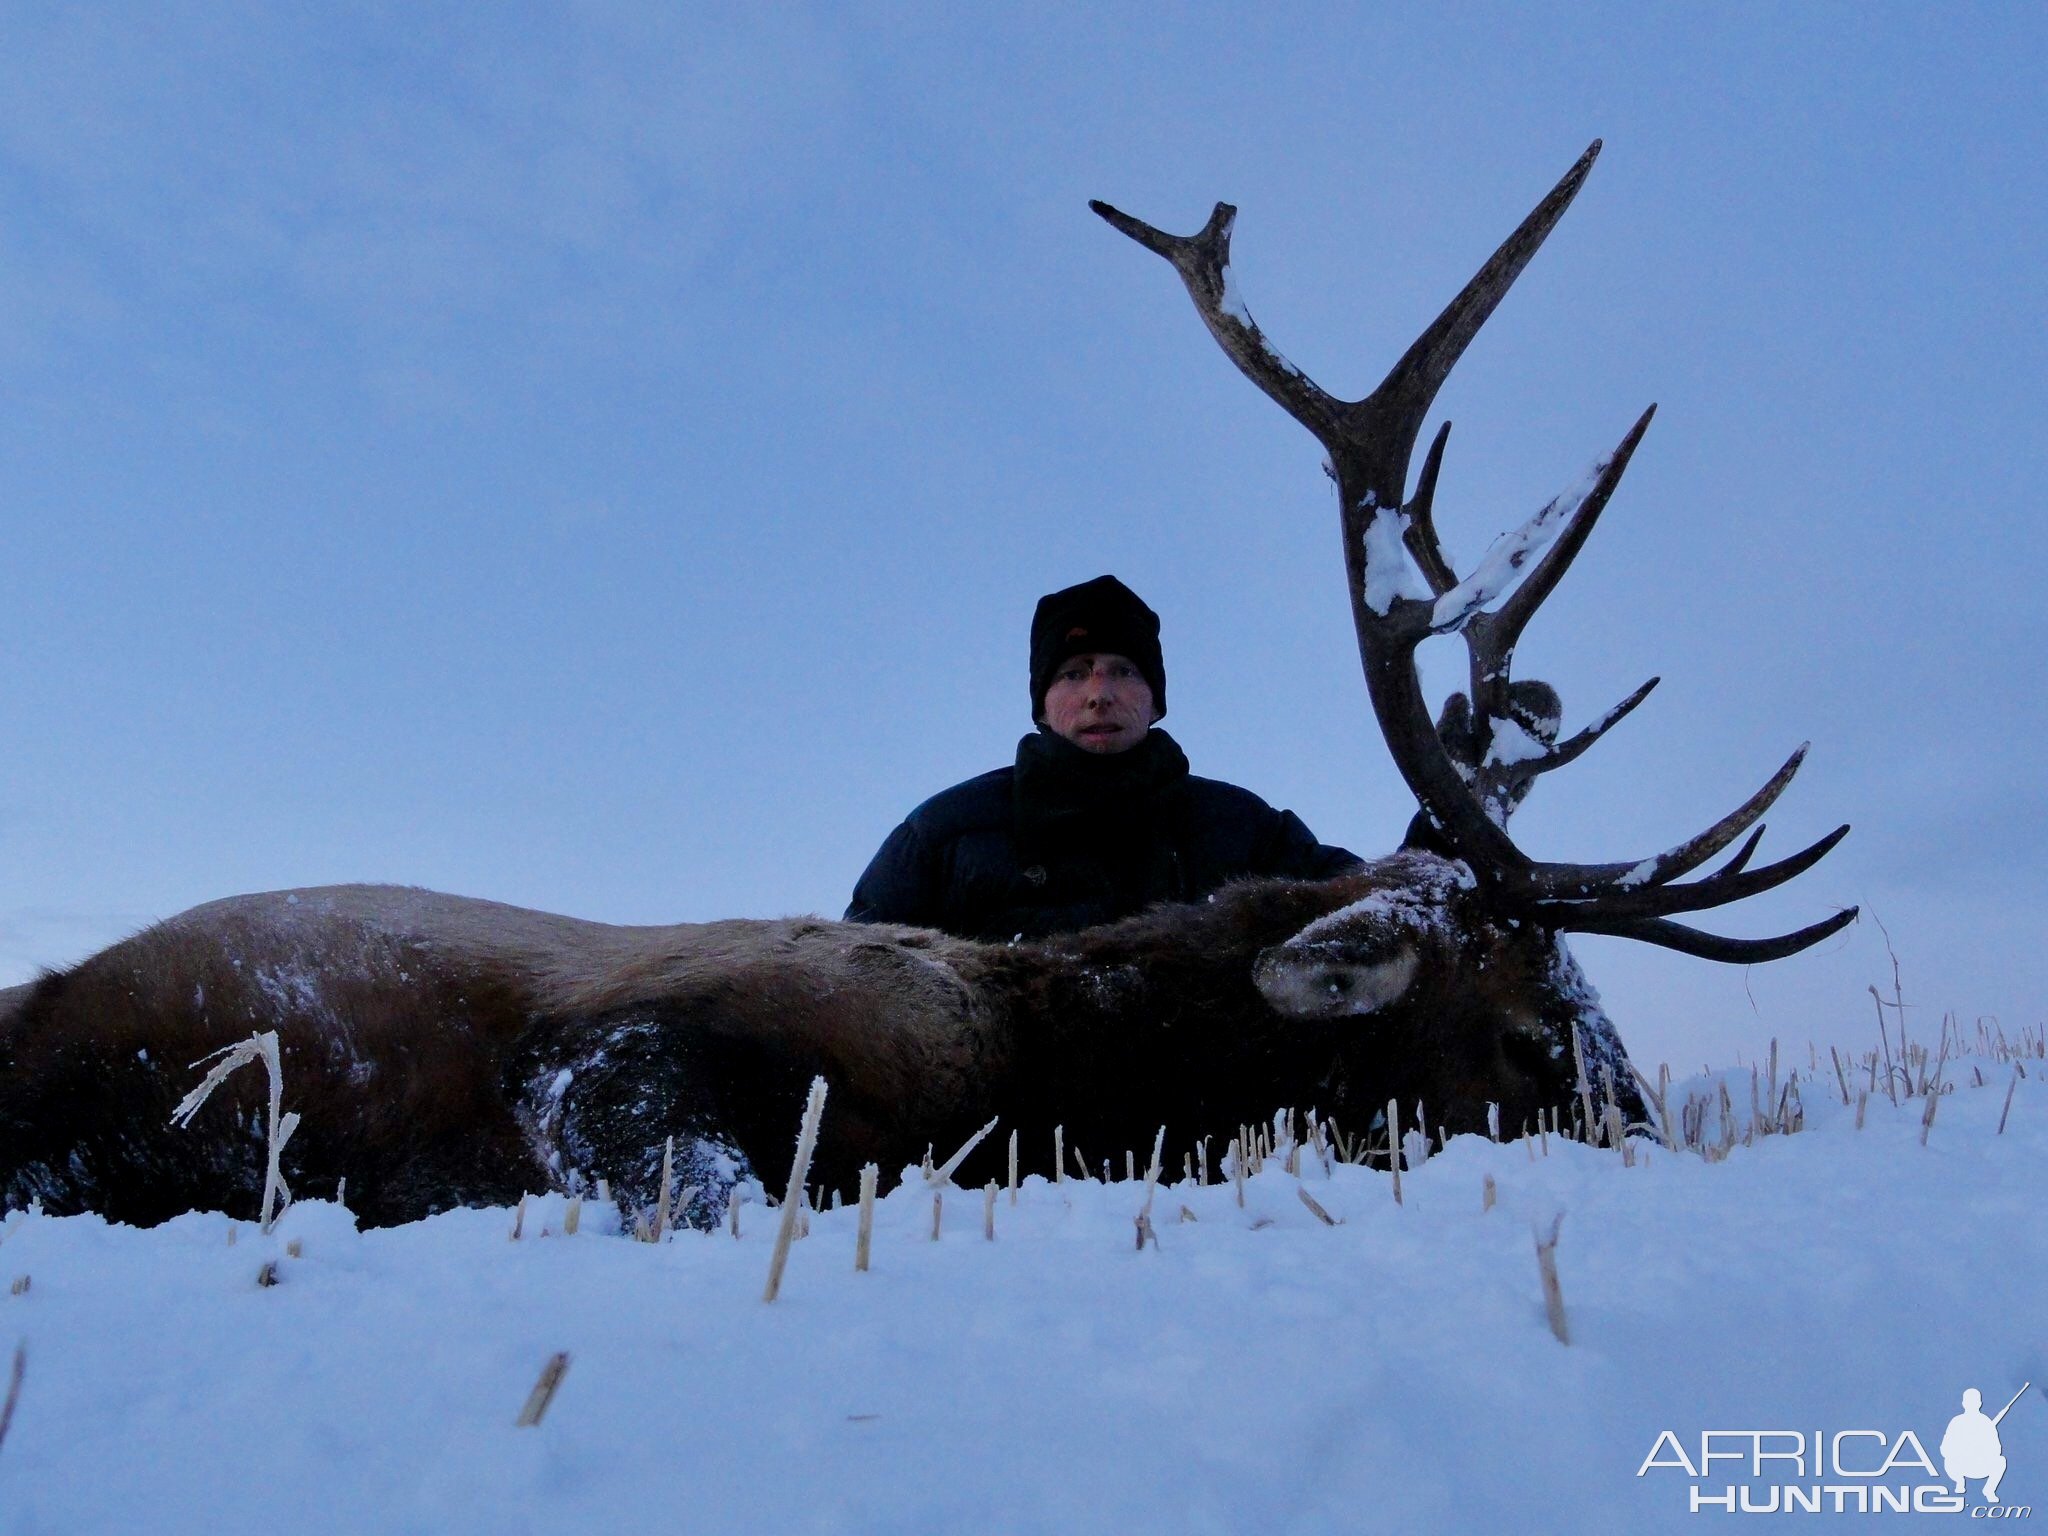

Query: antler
<box><xmin>1092</xmin><ymin>143</ymin><xmax>1855</xmax><ymax>961</ymax></box>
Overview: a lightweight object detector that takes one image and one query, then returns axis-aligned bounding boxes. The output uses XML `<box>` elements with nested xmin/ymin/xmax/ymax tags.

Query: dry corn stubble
<box><xmin>762</xmin><ymin>1077</ymin><xmax>828</xmax><ymax>1304</ymax></box>
<box><xmin>0</xmin><ymin>1343</ymin><xmax>22</xmax><ymax>1457</ymax></box>
<box><xmin>854</xmin><ymin>1163</ymin><xmax>878</xmax><ymax>1273</ymax></box>
<box><xmin>1534</xmin><ymin>1214</ymin><xmax>1569</xmax><ymax>1345</ymax></box>
<box><xmin>515</xmin><ymin>1352</ymin><xmax>570</xmax><ymax>1428</ymax></box>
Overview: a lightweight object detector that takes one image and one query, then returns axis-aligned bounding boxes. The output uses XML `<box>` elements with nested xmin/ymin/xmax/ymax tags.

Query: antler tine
<box><xmin>1350</xmin><ymin>140</ymin><xmax>1602</xmax><ymax>470</ymax></box>
<box><xmin>1477</xmin><ymin>404</ymin><xmax>1656</xmax><ymax>659</ymax></box>
<box><xmin>1089</xmin><ymin>199</ymin><xmax>1348</xmax><ymax>451</ymax></box>
<box><xmin>1443</xmin><ymin>407</ymin><xmax>1656</xmax><ymax>800</ymax></box>
<box><xmin>1712</xmin><ymin>822</ymin><xmax>1768</xmax><ymax>880</ymax></box>
<box><xmin>1535</xmin><ymin>744</ymin><xmax>1812</xmax><ymax>898</ymax></box>
<box><xmin>1401</xmin><ymin>420</ymin><xmax>1459</xmax><ymax>596</ymax></box>
<box><xmin>1530</xmin><ymin>677</ymin><xmax>1660</xmax><ymax>776</ymax></box>
<box><xmin>1560</xmin><ymin>824</ymin><xmax>1851</xmax><ymax>922</ymax></box>
<box><xmin>1570</xmin><ymin>906</ymin><xmax>1859</xmax><ymax>965</ymax></box>
<box><xmin>1433</xmin><ymin>408</ymin><xmax>1655</xmax><ymax>641</ymax></box>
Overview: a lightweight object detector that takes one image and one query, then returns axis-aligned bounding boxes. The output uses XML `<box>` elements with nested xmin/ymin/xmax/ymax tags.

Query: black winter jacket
<box><xmin>845</xmin><ymin>728</ymin><xmax>1361</xmax><ymax>942</ymax></box>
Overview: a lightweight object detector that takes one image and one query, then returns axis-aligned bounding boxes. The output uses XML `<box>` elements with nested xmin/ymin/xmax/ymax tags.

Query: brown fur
<box><xmin>0</xmin><ymin>857</ymin><xmax>1632</xmax><ymax>1227</ymax></box>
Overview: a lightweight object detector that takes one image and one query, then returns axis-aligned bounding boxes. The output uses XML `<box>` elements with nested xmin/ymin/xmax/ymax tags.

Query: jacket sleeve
<box><xmin>844</xmin><ymin>819</ymin><xmax>941</xmax><ymax>926</ymax></box>
<box><xmin>1258</xmin><ymin>807</ymin><xmax>1364</xmax><ymax>880</ymax></box>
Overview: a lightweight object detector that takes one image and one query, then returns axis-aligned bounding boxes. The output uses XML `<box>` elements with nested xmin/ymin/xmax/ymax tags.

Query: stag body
<box><xmin>0</xmin><ymin>855</ymin><xmax>1616</xmax><ymax>1227</ymax></box>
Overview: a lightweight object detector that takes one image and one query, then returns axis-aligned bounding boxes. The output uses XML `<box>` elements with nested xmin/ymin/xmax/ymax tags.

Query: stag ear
<box><xmin>1253</xmin><ymin>934</ymin><xmax>1421</xmax><ymax>1020</ymax></box>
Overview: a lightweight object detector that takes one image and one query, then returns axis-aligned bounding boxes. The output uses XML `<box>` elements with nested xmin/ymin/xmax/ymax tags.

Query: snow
<box><xmin>1430</xmin><ymin>453</ymin><xmax>1610</xmax><ymax>633</ymax></box>
<box><xmin>1617</xmin><ymin>856</ymin><xmax>1661</xmax><ymax>889</ymax></box>
<box><xmin>1360</xmin><ymin>497</ymin><xmax>1433</xmax><ymax>615</ymax></box>
<box><xmin>2</xmin><ymin>1054</ymin><xmax>2039</xmax><ymax>1533</ymax></box>
<box><xmin>1215</xmin><ymin>249</ymin><xmax>1307</xmax><ymax>381</ymax></box>
<box><xmin>1285</xmin><ymin>850</ymin><xmax>1476</xmax><ymax>945</ymax></box>
<box><xmin>1482</xmin><ymin>715</ymin><xmax>1549</xmax><ymax>768</ymax></box>
<box><xmin>1219</xmin><ymin>262</ymin><xmax>1251</xmax><ymax>326</ymax></box>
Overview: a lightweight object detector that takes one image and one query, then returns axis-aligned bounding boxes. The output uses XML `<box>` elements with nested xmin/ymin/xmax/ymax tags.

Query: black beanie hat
<box><xmin>1029</xmin><ymin>574</ymin><xmax>1166</xmax><ymax>721</ymax></box>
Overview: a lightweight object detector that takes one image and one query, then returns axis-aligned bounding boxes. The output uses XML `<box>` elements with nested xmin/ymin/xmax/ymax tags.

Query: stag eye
<box><xmin>1255</xmin><ymin>945</ymin><xmax>1419</xmax><ymax>1019</ymax></box>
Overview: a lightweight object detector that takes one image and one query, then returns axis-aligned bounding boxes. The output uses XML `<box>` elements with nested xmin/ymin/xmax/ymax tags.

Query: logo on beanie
<box><xmin>1065</xmin><ymin>626</ymin><xmax>1090</xmax><ymax>643</ymax></box>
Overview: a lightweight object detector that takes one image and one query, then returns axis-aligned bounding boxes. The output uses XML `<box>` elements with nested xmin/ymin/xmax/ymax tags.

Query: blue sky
<box><xmin>1</xmin><ymin>4</ymin><xmax>2042</xmax><ymax>1070</ymax></box>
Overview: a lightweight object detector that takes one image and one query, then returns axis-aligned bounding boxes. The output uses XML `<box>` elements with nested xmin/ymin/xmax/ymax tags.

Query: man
<box><xmin>846</xmin><ymin>574</ymin><xmax>1359</xmax><ymax>941</ymax></box>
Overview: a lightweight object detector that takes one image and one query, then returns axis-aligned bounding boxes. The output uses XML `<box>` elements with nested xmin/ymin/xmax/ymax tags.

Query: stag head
<box><xmin>1093</xmin><ymin>142</ymin><xmax>1853</xmax><ymax>979</ymax></box>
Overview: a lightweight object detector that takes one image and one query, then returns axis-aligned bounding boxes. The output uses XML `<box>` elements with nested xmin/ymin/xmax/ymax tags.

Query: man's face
<box><xmin>1040</xmin><ymin>652</ymin><xmax>1158</xmax><ymax>755</ymax></box>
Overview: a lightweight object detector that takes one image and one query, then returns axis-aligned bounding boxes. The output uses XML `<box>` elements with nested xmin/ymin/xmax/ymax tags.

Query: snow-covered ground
<box><xmin>0</xmin><ymin>1051</ymin><xmax>2040</xmax><ymax>1534</ymax></box>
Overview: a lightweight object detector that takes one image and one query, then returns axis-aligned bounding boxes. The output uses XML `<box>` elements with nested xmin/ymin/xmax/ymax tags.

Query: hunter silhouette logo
<box><xmin>1943</xmin><ymin>1385</ymin><xmax>2028</xmax><ymax>1506</ymax></box>
<box><xmin>1637</xmin><ymin>1381</ymin><xmax>2035</xmax><ymax>1515</ymax></box>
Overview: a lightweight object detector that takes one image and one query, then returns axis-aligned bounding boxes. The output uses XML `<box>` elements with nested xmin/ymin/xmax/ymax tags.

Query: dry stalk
<box><xmin>983</xmin><ymin>1181</ymin><xmax>997</xmax><ymax>1241</ymax></box>
<box><xmin>1230</xmin><ymin>1137</ymin><xmax>1245</xmax><ymax>1209</ymax></box>
<box><xmin>919</xmin><ymin>1115</ymin><xmax>999</xmax><ymax>1244</ymax></box>
<box><xmin>1856</xmin><ymin>1088</ymin><xmax>1868</xmax><ymax>1130</ymax></box>
<box><xmin>1296</xmin><ymin>1185</ymin><xmax>1336</xmax><ymax>1226</ymax></box>
<box><xmin>1999</xmin><ymin>1069</ymin><xmax>2019</xmax><ymax>1135</ymax></box>
<box><xmin>762</xmin><ymin>1076</ymin><xmax>828</xmax><ymax>1303</ymax></box>
<box><xmin>1830</xmin><ymin>1046</ymin><xmax>1850</xmax><ymax>1105</ymax></box>
<box><xmin>1178</xmin><ymin>1204</ymin><xmax>1197</xmax><ymax>1223</ymax></box>
<box><xmin>1919</xmin><ymin>1087</ymin><xmax>1940</xmax><ymax>1147</ymax></box>
<box><xmin>285</xmin><ymin>1239</ymin><xmax>302</xmax><ymax>1260</ymax></box>
<box><xmin>170</xmin><ymin>1029</ymin><xmax>299</xmax><ymax>1233</ymax></box>
<box><xmin>1071</xmin><ymin>1147</ymin><xmax>1090</xmax><ymax>1183</ymax></box>
<box><xmin>1197</xmin><ymin>1138</ymin><xmax>1209</xmax><ymax>1186</ymax></box>
<box><xmin>0</xmin><ymin>1343</ymin><xmax>22</xmax><ymax>1457</ymax></box>
<box><xmin>515</xmin><ymin>1352</ymin><xmax>571</xmax><ymax>1428</ymax></box>
<box><xmin>256</xmin><ymin>1261</ymin><xmax>280</xmax><ymax>1288</ymax></box>
<box><xmin>1054</xmin><ymin>1125</ymin><xmax>1064</xmax><ymax>1185</ymax></box>
<box><xmin>1870</xmin><ymin>986</ymin><xmax>1901</xmax><ymax>1107</ymax></box>
<box><xmin>1630</xmin><ymin>1064</ymin><xmax>1677</xmax><ymax>1152</ymax></box>
<box><xmin>1482</xmin><ymin>1174</ymin><xmax>1496</xmax><ymax>1213</ymax></box>
<box><xmin>854</xmin><ymin>1163</ymin><xmax>878</xmax><ymax>1271</ymax></box>
<box><xmin>1570</xmin><ymin>1025</ymin><xmax>1598</xmax><ymax>1147</ymax></box>
<box><xmin>1134</xmin><ymin>1126</ymin><xmax>1166</xmax><ymax>1250</ymax></box>
<box><xmin>510</xmin><ymin>1195</ymin><xmax>527</xmax><ymax>1242</ymax></box>
<box><xmin>1387</xmin><ymin>1099</ymin><xmax>1403</xmax><ymax>1205</ymax></box>
<box><xmin>1534</xmin><ymin>1214</ymin><xmax>1569</xmax><ymax>1345</ymax></box>
<box><xmin>1008</xmin><ymin>1130</ymin><xmax>1018</xmax><ymax>1205</ymax></box>
<box><xmin>564</xmin><ymin>1197</ymin><xmax>582</xmax><ymax>1236</ymax></box>
<box><xmin>651</xmin><ymin>1136</ymin><xmax>675</xmax><ymax>1243</ymax></box>
<box><xmin>8</xmin><ymin>1276</ymin><xmax>26</xmax><ymax>1297</ymax></box>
